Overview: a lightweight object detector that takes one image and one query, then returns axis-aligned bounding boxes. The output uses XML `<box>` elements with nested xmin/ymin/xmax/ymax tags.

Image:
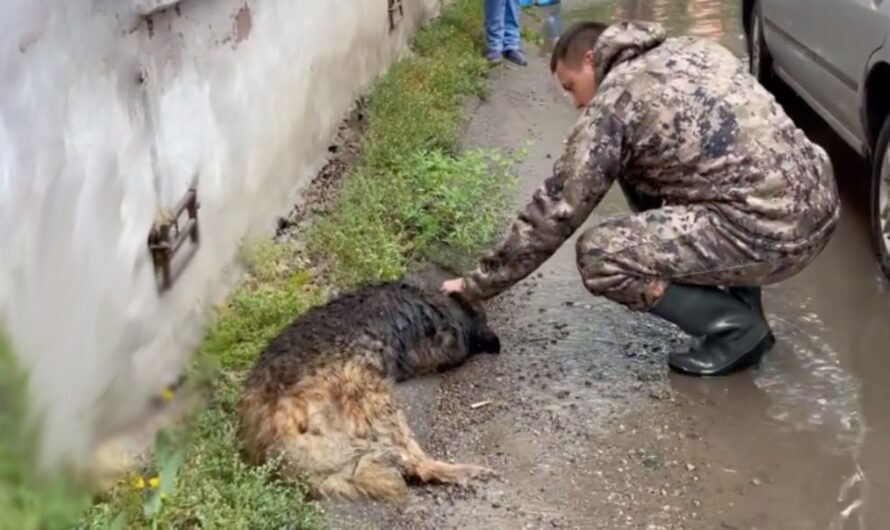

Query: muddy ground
<box><xmin>314</xmin><ymin>2</ymin><xmax>890</xmax><ymax>528</ymax></box>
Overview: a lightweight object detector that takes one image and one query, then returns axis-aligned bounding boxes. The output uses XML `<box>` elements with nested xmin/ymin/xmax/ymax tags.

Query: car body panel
<box><xmin>756</xmin><ymin>0</ymin><xmax>889</xmax><ymax>154</ymax></box>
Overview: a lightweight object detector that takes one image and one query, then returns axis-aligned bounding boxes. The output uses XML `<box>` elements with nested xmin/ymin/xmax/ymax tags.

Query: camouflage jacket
<box><xmin>462</xmin><ymin>21</ymin><xmax>840</xmax><ymax>301</ymax></box>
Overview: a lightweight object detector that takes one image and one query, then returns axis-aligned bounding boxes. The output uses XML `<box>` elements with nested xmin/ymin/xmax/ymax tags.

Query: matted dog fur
<box><xmin>237</xmin><ymin>267</ymin><xmax>501</xmax><ymax>503</ymax></box>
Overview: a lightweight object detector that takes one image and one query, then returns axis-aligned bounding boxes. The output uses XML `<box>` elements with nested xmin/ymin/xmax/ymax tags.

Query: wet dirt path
<box><xmin>324</xmin><ymin>2</ymin><xmax>890</xmax><ymax>528</ymax></box>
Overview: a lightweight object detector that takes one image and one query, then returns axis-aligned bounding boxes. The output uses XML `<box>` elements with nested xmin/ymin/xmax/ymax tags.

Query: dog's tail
<box><xmin>237</xmin><ymin>359</ymin><xmax>491</xmax><ymax>503</ymax></box>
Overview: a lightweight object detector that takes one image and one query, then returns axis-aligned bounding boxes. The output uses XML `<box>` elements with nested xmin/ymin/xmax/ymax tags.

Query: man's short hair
<box><xmin>550</xmin><ymin>21</ymin><xmax>610</xmax><ymax>73</ymax></box>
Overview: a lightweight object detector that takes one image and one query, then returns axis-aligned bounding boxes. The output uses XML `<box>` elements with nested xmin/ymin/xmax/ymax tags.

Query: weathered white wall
<box><xmin>0</xmin><ymin>0</ymin><xmax>443</xmax><ymax>470</ymax></box>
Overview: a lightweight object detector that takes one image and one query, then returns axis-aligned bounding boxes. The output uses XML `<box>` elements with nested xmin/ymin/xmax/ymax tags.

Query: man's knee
<box><xmin>575</xmin><ymin>224</ymin><xmax>664</xmax><ymax>310</ymax></box>
<box><xmin>575</xmin><ymin>228</ymin><xmax>615</xmax><ymax>295</ymax></box>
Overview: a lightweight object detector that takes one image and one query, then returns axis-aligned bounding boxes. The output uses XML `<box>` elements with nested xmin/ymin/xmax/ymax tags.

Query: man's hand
<box><xmin>441</xmin><ymin>278</ymin><xmax>465</xmax><ymax>295</ymax></box>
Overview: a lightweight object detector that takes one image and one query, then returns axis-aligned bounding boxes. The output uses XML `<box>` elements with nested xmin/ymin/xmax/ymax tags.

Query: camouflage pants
<box><xmin>575</xmin><ymin>204</ymin><xmax>830</xmax><ymax>311</ymax></box>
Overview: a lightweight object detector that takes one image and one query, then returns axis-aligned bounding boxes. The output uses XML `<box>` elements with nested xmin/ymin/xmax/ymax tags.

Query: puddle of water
<box><xmin>758</xmin><ymin>303</ymin><xmax>864</xmax><ymax>452</ymax></box>
<box><xmin>756</xmin><ymin>75</ymin><xmax>890</xmax><ymax>529</ymax></box>
<box><xmin>531</xmin><ymin>0</ymin><xmax>746</xmax><ymax>56</ymax></box>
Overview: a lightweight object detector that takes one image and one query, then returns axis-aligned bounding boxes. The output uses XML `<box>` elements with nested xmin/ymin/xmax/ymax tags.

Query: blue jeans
<box><xmin>484</xmin><ymin>0</ymin><xmax>521</xmax><ymax>53</ymax></box>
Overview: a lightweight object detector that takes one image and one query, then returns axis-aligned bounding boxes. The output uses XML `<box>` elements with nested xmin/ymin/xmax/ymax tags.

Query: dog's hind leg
<box><xmin>392</xmin><ymin>410</ymin><xmax>494</xmax><ymax>486</ymax></box>
<box><xmin>349</xmin><ymin>451</ymin><xmax>410</xmax><ymax>503</ymax></box>
<box><xmin>310</xmin><ymin>360</ymin><xmax>491</xmax><ymax>500</ymax></box>
<box><xmin>353</xmin><ymin>382</ymin><xmax>493</xmax><ymax>488</ymax></box>
<box><xmin>318</xmin><ymin>451</ymin><xmax>409</xmax><ymax>504</ymax></box>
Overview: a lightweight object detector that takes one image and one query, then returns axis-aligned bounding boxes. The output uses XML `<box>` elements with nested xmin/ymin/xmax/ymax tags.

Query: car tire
<box><xmin>749</xmin><ymin>1</ymin><xmax>774</xmax><ymax>86</ymax></box>
<box><xmin>870</xmin><ymin>116</ymin><xmax>890</xmax><ymax>281</ymax></box>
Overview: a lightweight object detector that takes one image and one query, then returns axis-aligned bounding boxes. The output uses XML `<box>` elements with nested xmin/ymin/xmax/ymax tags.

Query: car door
<box><xmin>761</xmin><ymin>0</ymin><xmax>824</xmax><ymax>97</ymax></box>
<box><xmin>799</xmin><ymin>0</ymin><xmax>886</xmax><ymax>146</ymax></box>
<box><xmin>764</xmin><ymin>0</ymin><xmax>885</xmax><ymax>151</ymax></box>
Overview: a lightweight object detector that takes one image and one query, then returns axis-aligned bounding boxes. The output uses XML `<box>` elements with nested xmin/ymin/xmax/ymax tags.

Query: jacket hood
<box><xmin>594</xmin><ymin>21</ymin><xmax>667</xmax><ymax>83</ymax></box>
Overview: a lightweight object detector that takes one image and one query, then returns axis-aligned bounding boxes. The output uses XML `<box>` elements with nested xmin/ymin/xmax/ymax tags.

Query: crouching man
<box><xmin>442</xmin><ymin>21</ymin><xmax>840</xmax><ymax>376</ymax></box>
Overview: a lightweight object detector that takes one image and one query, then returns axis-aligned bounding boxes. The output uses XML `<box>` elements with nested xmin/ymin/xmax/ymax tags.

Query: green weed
<box><xmin>521</xmin><ymin>26</ymin><xmax>544</xmax><ymax>47</ymax></box>
<box><xmin>310</xmin><ymin>148</ymin><xmax>516</xmax><ymax>286</ymax></box>
<box><xmin>309</xmin><ymin>0</ymin><xmax>516</xmax><ymax>286</ymax></box>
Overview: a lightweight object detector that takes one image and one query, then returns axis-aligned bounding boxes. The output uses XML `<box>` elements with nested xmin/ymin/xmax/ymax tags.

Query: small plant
<box><xmin>310</xmin><ymin>147</ymin><xmax>518</xmax><ymax>287</ymax></box>
<box><xmin>521</xmin><ymin>26</ymin><xmax>544</xmax><ymax>47</ymax></box>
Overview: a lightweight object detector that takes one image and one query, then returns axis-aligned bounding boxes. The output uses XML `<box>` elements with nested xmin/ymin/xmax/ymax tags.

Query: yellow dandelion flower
<box><xmin>160</xmin><ymin>387</ymin><xmax>175</xmax><ymax>401</ymax></box>
<box><xmin>132</xmin><ymin>476</ymin><xmax>145</xmax><ymax>490</ymax></box>
<box><xmin>148</xmin><ymin>476</ymin><xmax>160</xmax><ymax>489</ymax></box>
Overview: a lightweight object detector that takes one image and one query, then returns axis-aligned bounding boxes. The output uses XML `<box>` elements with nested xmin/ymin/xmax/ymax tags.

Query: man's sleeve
<box><xmin>462</xmin><ymin>97</ymin><xmax>631</xmax><ymax>300</ymax></box>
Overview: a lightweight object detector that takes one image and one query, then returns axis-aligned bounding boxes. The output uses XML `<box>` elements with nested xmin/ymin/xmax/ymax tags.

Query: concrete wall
<box><xmin>0</xmin><ymin>0</ymin><xmax>444</xmax><ymax>469</ymax></box>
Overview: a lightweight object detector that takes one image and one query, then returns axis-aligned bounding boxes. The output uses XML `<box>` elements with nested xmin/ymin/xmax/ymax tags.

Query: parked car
<box><xmin>742</xmin><ymin>0</ymin><xmax>890</xmax><ymax>280</ymax></box>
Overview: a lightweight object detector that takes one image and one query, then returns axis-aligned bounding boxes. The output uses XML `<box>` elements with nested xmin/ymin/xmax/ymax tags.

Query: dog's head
<box><xmin>404</xmin><ymin>264</ymin><xmax>501</xmax><ymax>355</ymax></box>
<box><xmin>446</xmin><ymin>291</ymin><xmax>501</xmax><ymax>355</ymax></box>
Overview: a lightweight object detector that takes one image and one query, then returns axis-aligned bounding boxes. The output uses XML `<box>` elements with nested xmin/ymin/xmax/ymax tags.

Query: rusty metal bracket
<box><xmin>388</xmin><ymin>0</ymin><xmax>404</xmax><ymax>31</ymax></box>
<box><xmin>148</xmin><ymin>188</ymin><xmax>200</xmax><ymax>292</ymax></box>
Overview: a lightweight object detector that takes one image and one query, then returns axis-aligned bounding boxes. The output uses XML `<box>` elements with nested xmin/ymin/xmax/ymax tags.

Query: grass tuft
<box><xmin>309</xmin><ymin>0</ymin><xmax>516</xmax><ymax>286</ymax></box>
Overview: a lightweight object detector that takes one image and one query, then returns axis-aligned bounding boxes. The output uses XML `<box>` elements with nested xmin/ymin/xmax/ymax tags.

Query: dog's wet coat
<box><xmin>237</xmin><ymin>268</ymin><xmax>500</xmax><ymax>503</ymax></box>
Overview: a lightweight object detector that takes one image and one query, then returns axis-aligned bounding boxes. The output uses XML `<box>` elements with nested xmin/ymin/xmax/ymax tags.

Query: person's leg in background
<box><xmin>502</xmin><ymin>0</ymin><xmax>528</xmax><ymax>65</ymax></box>
<box><xmin>484</xmin><ymin>0</ymin><xmax>506</xmax><ymax>63</ymax></box>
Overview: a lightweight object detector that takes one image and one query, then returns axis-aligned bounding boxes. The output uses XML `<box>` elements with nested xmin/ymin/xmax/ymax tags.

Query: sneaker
<box><xmin>503</xmin><ymin>49</ymin><xmax>528</xmax><ymax>66</ymax></box>
<box><xmin>486</xmin><ymin>49</ymin><xmax>503</xmax><ymax>64</ymax></box>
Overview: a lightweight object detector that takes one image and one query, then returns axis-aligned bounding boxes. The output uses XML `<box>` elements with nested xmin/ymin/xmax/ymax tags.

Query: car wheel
<box><xmin>749</xmin><ymin>1</ymin><xmax>773</xmax><ymax>86</ymax></box>
<box><xmin>870</xmin><ymin>116</ymin><xmax>890</xmax><ymax>280</ymax></box>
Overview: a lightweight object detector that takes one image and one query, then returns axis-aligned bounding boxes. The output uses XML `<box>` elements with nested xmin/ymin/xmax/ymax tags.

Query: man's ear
<box><xmin>584</xmin><ymin>49</ymin><xmax>595</xmax><ymax>66</ymax></box>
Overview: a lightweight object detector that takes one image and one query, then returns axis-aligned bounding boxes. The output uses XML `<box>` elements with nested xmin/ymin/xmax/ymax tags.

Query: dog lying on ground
<box><xmin>237</xmin><ymin>267</ymin><xmax>501</xmax><ymax>503</ymax></box>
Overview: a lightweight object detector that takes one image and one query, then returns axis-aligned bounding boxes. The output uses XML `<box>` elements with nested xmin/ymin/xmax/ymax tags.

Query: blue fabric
<box><xmin>484</xmin><ymin>0</ymin><xmax>521</xmax><ymax>53</ymax></box>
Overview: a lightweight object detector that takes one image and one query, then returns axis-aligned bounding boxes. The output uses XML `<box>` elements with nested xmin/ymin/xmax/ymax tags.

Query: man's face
<box><xmin>554</xmin><ymin>50</ymin><xmax>597</xmax><ymax>109</ymax></box>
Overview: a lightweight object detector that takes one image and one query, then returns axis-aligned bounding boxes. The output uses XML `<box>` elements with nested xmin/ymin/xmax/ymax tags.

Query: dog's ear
<box><xmin>446</xmin><ymin>291</ymin><xmax>499</xmax><ymax>354</ymax></box>
<box><xmin>447</xmin><ymin>291</ymin><xmax>478</xmax><ymax>313</ymax></box>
